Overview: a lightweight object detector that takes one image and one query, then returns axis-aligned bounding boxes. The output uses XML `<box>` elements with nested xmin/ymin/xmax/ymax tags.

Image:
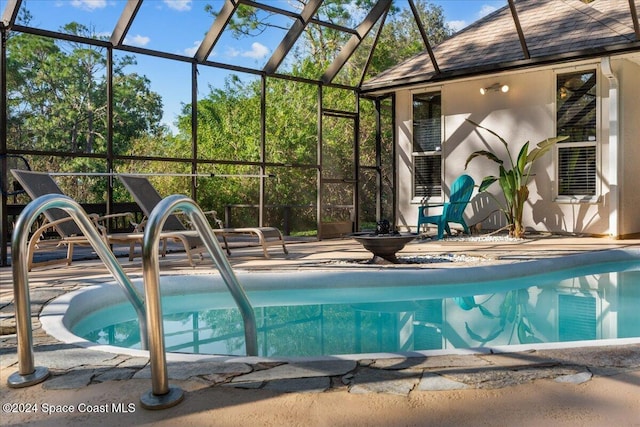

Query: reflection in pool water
<box><xmin>71</xmin><ymin>259</ymin><xmax>640</xmax><ymax>357</ymax></box>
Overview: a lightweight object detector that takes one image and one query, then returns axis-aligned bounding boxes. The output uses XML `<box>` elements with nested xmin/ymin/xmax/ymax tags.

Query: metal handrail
<box><xmin>139</xmin><ymin>194</ymin><xmax>258</xmax><ymax>409</ymax></box>
<box><xmin>8</xmin><ymin>193</ymin><xmax>257</xmax><ymax>411</ymax></box>
<box><xmin>8</xmin><ymin>194</ymin><xmax>148</xmax><ymax>389</ymax></box>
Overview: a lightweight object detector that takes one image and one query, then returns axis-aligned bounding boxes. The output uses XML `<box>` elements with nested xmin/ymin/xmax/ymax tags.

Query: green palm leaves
<box><xmin>464</xmin><ymin>119</ymin><xmax>568</xmax><ymax>238</ymax></box>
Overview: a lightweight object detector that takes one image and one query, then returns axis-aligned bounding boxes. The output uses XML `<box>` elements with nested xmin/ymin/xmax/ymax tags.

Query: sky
<box><xmin>7</xmin><ymin>0</ymin><xmax>507</xmax><ymax>130</ymax></box>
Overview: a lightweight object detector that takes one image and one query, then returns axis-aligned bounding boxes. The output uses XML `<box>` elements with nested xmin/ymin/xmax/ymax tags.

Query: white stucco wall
<box><xmin>395</xmin><ymin>57</ymin><xmax>639</xmax><ymax>237</ymax></box>
<box><xmin>618</xmin><ymin>58</ymin><xmax>640</xmax><ymax>237</ymax></box>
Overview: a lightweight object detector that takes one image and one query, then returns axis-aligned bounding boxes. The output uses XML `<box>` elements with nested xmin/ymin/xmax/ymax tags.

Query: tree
<box><xmin>6</xmin><ymin>14</ymin><xmax>164</xmax><ymax>202</ymax></box>
<box><xmin>185</xmin><ymin>1</ymin><xmax>451</xmax><ymax>230</ymax></box>
<box><xmin>353</xmin><ymin>0</ymin><xmax>452</xmax><ymax>82</ymax></box>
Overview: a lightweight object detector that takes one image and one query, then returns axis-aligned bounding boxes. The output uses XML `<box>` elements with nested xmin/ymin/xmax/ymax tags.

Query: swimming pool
<box><xmin>41</xmin><ymin>248</ymin><xmax>640</xmax><ymax>359</ymax></box>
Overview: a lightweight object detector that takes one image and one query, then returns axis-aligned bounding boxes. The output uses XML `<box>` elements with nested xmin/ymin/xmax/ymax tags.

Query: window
<box><xmin>413</xmin><ymin>92</ymin><xmax>442</xmax><ymax>199</ymax></box>
<box><xmin>556</xmin><ymin>70</ymin><xmax>597</xmax><ymax>198</ymax></box>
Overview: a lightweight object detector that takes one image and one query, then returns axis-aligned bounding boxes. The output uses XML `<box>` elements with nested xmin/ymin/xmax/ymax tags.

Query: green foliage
<box><xmin>8</xmin><ymin>2</ymin><xmax>450</xmax><ymax>232</ymax></box>
<box><xmin>265</xmin><ymin>78</ymin><xmax>318</xmax><ymax>164</ymax></box>
<box><xmin>362</xmin><ymin>0</ymin><xmax>452</xmax><ymax>77</ymax></box>
<box><xmin>464</xmin><ymin>119</ymin><xmax>568</xmax><ymax>238</ymax></box>
<box><xmin>6</xmin><ymin>21</ymin><xmax>165</xmax><ymax>202</ymax></box>
<box><xmin>185</xmin><ymin>1</ymin><xmax>450</xmax><ymax>229</ymax></box>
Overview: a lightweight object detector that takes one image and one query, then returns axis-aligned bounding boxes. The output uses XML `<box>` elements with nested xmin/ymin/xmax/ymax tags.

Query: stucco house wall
<box><xmin>618</xmin><ymin>58</ymin><xmax>640</xmax><ymax>237</ymax></box>
<box><xmin>396</xmin><ymin>56</ymin><xmax>637</xmax><ymax>237</ymax></box>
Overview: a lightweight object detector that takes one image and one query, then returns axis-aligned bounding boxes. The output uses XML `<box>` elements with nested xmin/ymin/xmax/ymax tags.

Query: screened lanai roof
<box><xmin>5</xmin><ymin>0</ymin><xmax>637</xmax><ymax>93</ymax></box>
<box><xmin>1</xmin><ymin>0</ymin><xmax>399</xmax><ymax>88</ymax></box>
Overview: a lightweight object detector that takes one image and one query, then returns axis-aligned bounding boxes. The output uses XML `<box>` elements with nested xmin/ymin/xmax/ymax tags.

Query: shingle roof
<box><xmin>362</xmin><ymin>0</ymin><xmax>639</xmax><ymax>92</ymax></box>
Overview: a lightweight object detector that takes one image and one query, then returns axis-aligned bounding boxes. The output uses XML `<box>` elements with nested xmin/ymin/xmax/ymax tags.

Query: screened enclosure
<box><xmin>1</xmin><ymin>0</ymin><xmax>420</xmax><ymax>265</ymax></box>
<box><xmin>3</xmin><ymin>0</ymin><xmax>638</xmax><ymax>264</ymax></box>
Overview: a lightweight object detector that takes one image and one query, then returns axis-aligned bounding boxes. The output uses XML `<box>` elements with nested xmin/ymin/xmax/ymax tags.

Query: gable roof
<box><xmin>361</xmin><ymin>0</ymin><xmax>640</xmax><ymax>93</ymax></box>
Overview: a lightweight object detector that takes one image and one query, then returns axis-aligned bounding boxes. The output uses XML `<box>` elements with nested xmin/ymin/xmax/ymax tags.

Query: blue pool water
<box><xmin>70</xmin><ymin>254</ymin><xmax>640</xmax><ymax>357</ymax></box>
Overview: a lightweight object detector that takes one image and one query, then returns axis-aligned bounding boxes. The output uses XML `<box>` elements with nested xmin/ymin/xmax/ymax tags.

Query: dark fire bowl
<box><xmin>351</xmin><ymin>232</ymin><xmax>417</xmax><ymax>263</ymax></box>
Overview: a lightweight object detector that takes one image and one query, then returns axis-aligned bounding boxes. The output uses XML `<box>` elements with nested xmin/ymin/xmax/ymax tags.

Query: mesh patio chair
<box><xmin>118</xmin><ymin>174</ymin><xmax>288</xmax><ymax>258</ymax></box>
<box><xmin>1</xmin><ymin>154</ymin><xmax>31</xmax><ymax>203</ymax></box>
<box><xmin>10</xmin><ymin>170</ymin><xmax>153</xmax><ymax>269</ymax></box>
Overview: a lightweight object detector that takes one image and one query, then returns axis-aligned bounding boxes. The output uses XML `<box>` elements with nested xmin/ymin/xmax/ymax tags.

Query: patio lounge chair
<box><xmin>1</xmin><ymin>154</ymin><xmax>31</xmax><ymax>202</ymax></box>
<box><xmin>118</xmin><ymin>174</ymin><xmax>288</xmax><ymax>258</ymax></box>
<box><xmin>10</xmin><ymin>170</ymin><xmax>198</xmax><ymax>269</ymax></box>
<box><xmin>417</xmin><ymin>174</ymin><xmax>475</xmax><ymax>240</ymax></box>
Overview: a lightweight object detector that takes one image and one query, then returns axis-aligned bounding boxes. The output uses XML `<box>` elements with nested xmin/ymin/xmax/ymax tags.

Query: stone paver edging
<box><xmin>2</xmin><ymin>340</ymin><xmax>638</xmax><ymax>397</ymax></box>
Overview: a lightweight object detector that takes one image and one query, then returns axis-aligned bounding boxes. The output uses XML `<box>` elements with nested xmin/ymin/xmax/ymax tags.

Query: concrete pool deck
<box><xmin>1</xmin><ymin>234</ymin><xmax>639</xmax><ymax>426</ymax></box>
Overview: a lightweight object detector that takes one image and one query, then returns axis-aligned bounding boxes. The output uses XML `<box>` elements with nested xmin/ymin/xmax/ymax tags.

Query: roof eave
<box><xmin>360</xmin><ymin>41</ymin><xmax>640</xmax><ymax>95</ymax></box>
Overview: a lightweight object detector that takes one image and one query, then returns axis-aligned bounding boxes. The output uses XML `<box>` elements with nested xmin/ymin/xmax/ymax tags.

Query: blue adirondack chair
<box><xmin>417</xmin><ymin>174</ymin><xmax>475</xmax><ymax>239</ymax></box>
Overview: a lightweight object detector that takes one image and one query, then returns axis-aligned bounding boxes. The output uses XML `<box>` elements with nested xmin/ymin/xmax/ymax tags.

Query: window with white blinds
<box><xmin>558</xmin><ymin>145</ymin><xmax>596</xmax><ymax>196</ymax></box>
<box><xmin>556</xmin><ymin>70</ymin><xmax>597</xmax><ymax>198</ymax></box>
<box><xmin>413</xmin><ymin>92</ymin><xmax>442</xmax><ymax>199</ymax></box>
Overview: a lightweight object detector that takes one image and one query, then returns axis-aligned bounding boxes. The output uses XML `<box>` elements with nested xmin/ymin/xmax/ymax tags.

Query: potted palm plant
<box><xmin>464</xmin><ymin>119</ymin><xmax>568</xmax><ymax>238</ymax></box>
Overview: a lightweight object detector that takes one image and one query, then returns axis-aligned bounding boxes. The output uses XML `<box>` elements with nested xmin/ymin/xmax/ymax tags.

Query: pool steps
<box><xmin>8</xmin><ymin>193</ymin><xmax>258</xmax><ymax>410</ymax></box>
